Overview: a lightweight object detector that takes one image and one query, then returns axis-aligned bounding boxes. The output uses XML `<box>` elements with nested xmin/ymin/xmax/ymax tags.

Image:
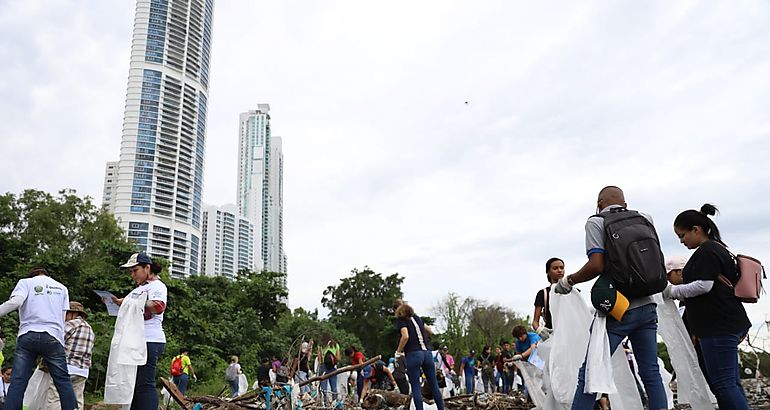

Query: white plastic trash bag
<box><xmin>548</xmin><ymin>289</ymin><xmax>592</xmax><ymax>406</ymax></box>
<box><xmin>528</xmin><ymin>347</ymin><xmax>545</xmax><ymax>370</ymax></box>
<box><xmin>238</xmin><ymin>373</ymin><xmax>249</xmax><ymax>396</ymax></box>
<box><xmin>23</xmin><ymin>368</ymin><xmax>51</xmax><ymax>410</ymax></box>
<box><xmin>104</xmin><ymin>292</ymin><xmax>147</xmax><ymax>404</ymax></box>
<box><xmin>607</xmin><ymin>347</ymin><xmax>643</xmax><ymax>410</ymax></box>
<box><xmin>655</xmin><ymin>295</ymin><xmax>715</xmax><ymax>406</ymax></box>
<box><xmin>269</xmin><ymin>369</ymin><xmax>277</xmax><ymax>385</ymax></box>
<box><xmin>515</xmin><ymin>361</ymin><xmax>546</xmax><ymax>408</ymax></box>
<box><xmin>585</xmin><ymin>315</ymin><xmax>615</xmax><ymax>394</ymax></box>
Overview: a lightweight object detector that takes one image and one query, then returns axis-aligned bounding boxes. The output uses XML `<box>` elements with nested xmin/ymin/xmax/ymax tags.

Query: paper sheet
<box><xmin>94</xmin><ymin>290</ymin><xmax>120</xmax><ymax>316</ymax></box>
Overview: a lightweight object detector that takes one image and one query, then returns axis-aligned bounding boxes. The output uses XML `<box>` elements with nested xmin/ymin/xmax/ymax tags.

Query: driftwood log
<box><xmin>361</xmin><ymin>389</ymin><xmax>410</xmax><ymax>409</ymax></box>
<box><xmin>299</xmin><ymin>355</ymin><xmax>382</xmax><ymax>386</ymax></box>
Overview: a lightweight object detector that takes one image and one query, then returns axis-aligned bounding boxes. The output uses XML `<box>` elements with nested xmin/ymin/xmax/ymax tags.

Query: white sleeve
<box><xmin>0</xmin><ymin>294</ymin><xmax>25</xmax><ymax>317</ymax></box>
<box><xmin>671</xmin><ymin>280</ymin><xmax>714</xmax><ymax>299</ymax></box>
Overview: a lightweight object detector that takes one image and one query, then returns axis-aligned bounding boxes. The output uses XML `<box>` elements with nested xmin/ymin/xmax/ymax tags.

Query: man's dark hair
<box><xmin>28</xmin><ymin>267</ymin><xmax>49</xmax><ymax>277</ymax></box>
<box><xmin>511</xmin><ymin>325</ymin><xmax>527</xmax><ymax>338</ymax></box>
<box><xmin>179</xmin><ymin>348</ymin><xmax>189</xmax><ymax>354</ymax></box>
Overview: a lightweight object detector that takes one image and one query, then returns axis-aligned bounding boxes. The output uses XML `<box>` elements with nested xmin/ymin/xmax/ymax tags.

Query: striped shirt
<box><xmin>64</xmin><ymin>317</ymin><xmax>94</xmax><ymax>373</ymax></box>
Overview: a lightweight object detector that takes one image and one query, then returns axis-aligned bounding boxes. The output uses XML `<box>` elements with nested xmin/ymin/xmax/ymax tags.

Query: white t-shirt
<box><xmin>129</xmin><ymin>279</ymin><xmax>168</xmax><ymax>343</ymax></box>
<box><xmin>12</xmin><ymin>276</ymin><xmax>69</xmax><ymax>345</ymax></box>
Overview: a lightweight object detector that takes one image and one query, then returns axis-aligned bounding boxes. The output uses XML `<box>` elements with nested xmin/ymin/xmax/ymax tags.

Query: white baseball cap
<box><xmin>665</xmin><ymin>255</ymin><xmax>688</xmax><ymax>273</ymax></box>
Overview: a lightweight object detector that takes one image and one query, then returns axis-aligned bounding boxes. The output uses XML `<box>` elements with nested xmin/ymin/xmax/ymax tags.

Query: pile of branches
<box><xmin>443</xmin><ymin>393</ymin><xmax>531</xmax><ymax>410</ymax></box>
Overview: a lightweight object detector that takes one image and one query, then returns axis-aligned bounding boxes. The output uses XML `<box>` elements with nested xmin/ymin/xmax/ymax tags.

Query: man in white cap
<box><xmin>0</xmin><ymin>267</ymin><xmax>78</xmax><ymax>409</ymax></box>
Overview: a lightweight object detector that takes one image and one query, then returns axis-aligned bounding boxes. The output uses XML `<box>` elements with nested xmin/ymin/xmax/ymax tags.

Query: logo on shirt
<box><xmin>34</xmin><ymin>285</ymin><xmax>44</xmax><ymax>294</ymax></box>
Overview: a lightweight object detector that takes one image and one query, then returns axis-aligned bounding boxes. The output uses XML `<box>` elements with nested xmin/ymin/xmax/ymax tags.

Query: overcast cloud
<box><xmin>2</xmin><ymin>1</ymin><xmax>770</xmax><ymax>340</ymax></box>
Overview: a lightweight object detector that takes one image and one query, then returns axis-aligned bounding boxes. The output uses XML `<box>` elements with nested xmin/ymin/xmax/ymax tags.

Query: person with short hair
<box><xmin>0</xmin><ymin>267</ymin><xmax>77</xmax><ymax>410</ymax></box>
<box><xmin>113</xmin><ymin>253</ymin><xmax>168</xmax><ymax>410</ymax></box>
<box><xmin>664</xmin><ymin>204</ymin><xmax>752</xmax><ymax>409</ymax></box>
<box><xmin>360</xmin><ymin>360</ymin><xmax>397</xmax><ymax>401</ymax></box>
<box><xmin>171</xmin><ymin>348</ymin><xmax>196</xmax><ymax>395</ymax></box>
<box><xmin>395</xmin><ymin>303</ymin><xmax>444</xmax><ymax>410</ymax></box>
<box><xmin>511</xmin><ymin>325</ymin><xmax>541</xmax><ymax>362</ymax></box>
<box><xmin>1</xmin><ymin>365</ymin><xmax>12</xmax><ymax>408</ymax></box>
<box><xmin>553</xmin><ymin>186</ymin><xmax>666</xmax><ymax>410</ymax></box>
<box><xmin>532</xmin><ymin>257</ymin><xmax>564</xmax><ymax>338</ymax></box>
<box><xmin>345</xmin><ymin>345</ymin><xmax>366</xmax><ymax>399</ymax></box>
<box><xmin>43</xmin><ymin>301</ymin><xmax>95</xmax><ymax>410</ymax></box>
<box><xmin>459</xmin><ymin>350</ymin><xmax>477</xmax><ymax>394</ymax></box>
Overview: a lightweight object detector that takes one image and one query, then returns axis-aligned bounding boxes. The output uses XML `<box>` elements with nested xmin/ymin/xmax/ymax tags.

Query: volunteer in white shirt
<box><xmin>0</xmin><ymin>267</ymin><xmax>78</xmax><ymax>410</ymax></box>
<box><xmin>114</xmin><ymin>253</ymin><xmax>168</xmax><ymax>410</ymax></box>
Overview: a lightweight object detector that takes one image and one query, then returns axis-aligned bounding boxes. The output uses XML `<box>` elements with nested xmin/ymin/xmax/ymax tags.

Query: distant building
<box><xmin>237</xmin><ymin>106</ymin><xmax>286</xmax><ymax>279</ymax></box>
<box><xmin>102</xmin><ymin>161</ymin><xmax>118</xmax><ymax>213</ymax></box>
<box><xmin>201</xmin><ymin>204</ymin><xmax>255</xmax><ymax>279</ymax></box>
<box><xmin>107</xmin><ymin>0</ymin><xmax>215</xmax><ymax>277</ymax></box>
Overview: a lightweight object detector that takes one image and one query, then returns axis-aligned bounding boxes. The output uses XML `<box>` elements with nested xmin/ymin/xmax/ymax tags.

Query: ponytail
<box><xmin>674</xmin><ymin>203</ymin><xmax>724</xmax><ymax>245</ymax></box>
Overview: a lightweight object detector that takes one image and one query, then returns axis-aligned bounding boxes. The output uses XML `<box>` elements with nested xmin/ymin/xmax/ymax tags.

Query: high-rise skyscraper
<box><xmin>200</xmin><ymin>204</ymin><xmax>255</xmax><ymax>279</ymax></box>
<box><xmin>102</xmin><ymin>161</ymin><xmax>119</xmax><ymax>213</ymax></box>
<box><xmin>237</xmin><ymin>106</ymin><xmax>286</xmax><ymax>276</ymax></box>
<box><xmin>108</xmin><ymin>0</ymin><xmax>215</xmax><ymax>278</ymax></box>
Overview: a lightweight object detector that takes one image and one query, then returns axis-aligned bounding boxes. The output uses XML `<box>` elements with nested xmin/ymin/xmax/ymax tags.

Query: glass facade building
<box><xmin>238</xmin><ymin>106</ymin><xmax>286</xmax><ymax>278</ymax></box>
<box><xmin>201</xmin><ymin>204</ymin><xmax>255</xmax><ymax>279</ymax></box>
<box><xmin>110</xmin><ymin>0</ymin><xmax>215</xmax><ymax>278</ymax></box>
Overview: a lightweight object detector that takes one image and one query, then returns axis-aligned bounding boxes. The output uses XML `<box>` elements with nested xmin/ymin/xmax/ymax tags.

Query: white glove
<box><xmin>193</xmin><ymin>374</ymin><xmax>198</xmax><ymax>382</ymax></box>
<box><xmin>512</xmin><ymin>354</ymin><xmax>522</xmax><ymax>361</ymax></box>
<box><xmin>662</xmin><ymin>283</ymin><xmax>676</xmax><ymax>300</ymax></box>
<box><xmin>553</xmin><ymin>276</ymin><xmax>573</xmax><ymax>294</ymax></box>
<box><xmin>535</xmin><ymin>326</ymin><xmax>552</xmax><ymax>341</ymax></box>
<box><xmin>394</xmin><ymin>351</ymin><xmax>403</xmax><ymax>358</ymax></box>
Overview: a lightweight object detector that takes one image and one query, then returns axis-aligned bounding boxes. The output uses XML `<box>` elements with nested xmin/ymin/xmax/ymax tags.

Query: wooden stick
<box><xmin>160</xmin><ymin>377</ymin><xmax>191</xmax><ymax>410</ymax></box>
<box><xmin>299</xmin><ymin>355</ymin><xmax>382</xmax><ymax>387</ymax></box>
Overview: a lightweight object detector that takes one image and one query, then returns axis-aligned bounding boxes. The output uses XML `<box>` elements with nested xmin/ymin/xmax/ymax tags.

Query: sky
<box><xmin>2</xmin><ymin>1</ymin><xmax>770</xmax><ymax>340</ymax></box>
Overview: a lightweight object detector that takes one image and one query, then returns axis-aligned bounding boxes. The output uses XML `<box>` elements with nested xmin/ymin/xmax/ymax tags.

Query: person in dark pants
<box><xmin>395</xmin><ymin>303</ymin><xmax>444</xmax><ymax>410</ymax></box>
<box><xmin>114</xmin><ymin>253</ymin><xmax>168</xmax><ymax>410</ymax></box>
<box><xmin>665</xmin><ymin>204</ymin><xmax>752</xmax><ymax>410</ymax></box>
<box><xmin>0</xmin><ymin>267</ymin><xmax>77</xmax><ymax>410</ymax></box>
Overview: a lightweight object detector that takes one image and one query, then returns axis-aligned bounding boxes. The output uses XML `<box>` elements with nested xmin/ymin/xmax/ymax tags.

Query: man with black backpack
<box><xmin>554</xmin><ymin>186</ymin><xmax>667</xmax><ymax>410</ymax></box>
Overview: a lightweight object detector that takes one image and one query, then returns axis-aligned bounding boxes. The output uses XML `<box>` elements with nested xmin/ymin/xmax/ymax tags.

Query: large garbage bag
<box><xmin>22</xmin><ymin>369</ymin><xmax>51</xmax><ymax>410</ymax></box>
<box><xmin>654</xmin><ymin>295</ymin><xmax>715</xmax><ymax>407</ymax></box>
<box><xmin>547</xmin><ymin>290</ymin><xmax>592</xmax><ymax>406</ymax></box>
<box><xmin>104</xmin><ymin>292</ymin><xmax>147</xmax><ymax>405</ymax></box>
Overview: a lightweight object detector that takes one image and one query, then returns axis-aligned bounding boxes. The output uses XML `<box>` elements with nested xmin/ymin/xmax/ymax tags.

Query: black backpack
<box><xmin>323</xmin><ymin>350</ymin><xmax>336</xmax><ymax>368</ymax></box>
<box><xmin>594</xmin><ymin>208</ymin><xmax>667</xmax><ymax>299</ymax></box>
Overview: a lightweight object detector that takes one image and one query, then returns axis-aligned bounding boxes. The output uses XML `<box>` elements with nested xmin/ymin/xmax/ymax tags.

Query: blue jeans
<box><xmin>230</xmin><ymin>378</ymin><xmax>240</xmax><ymax>397</ymax></box>
<box><xmin>130</xmin><ymin>342</ymin><xmax>165</xmax><ymax>410</ymax></box>
<box><xmin>405</xmin><ymin>350</ymin><xmax>445</xmax><ymax>410</ymax></box>
<box><xmin>319</xmin><ymin>364</ymin><xmax>337</xmax><ymax>402</ymax></box>
<box><xmin>173</xmin><ymin>373</ymin><xmax>189</xmax><ymax>395</ymax></box>
<box><xmin>294</xmin><ymin>370</ymin><xmax>309</xmax><ymax>394</ymax></box>
<box><xmin>5</xmin><ymin>331</ymin><xmax>77</xmax><ymax>410</ymax></box>
<box><xmin>699</xmin><ymin>331</ymin><xmax>749</xmax><ymax>410</ymax></box>
<box><xmin>464</xmin><ymin>371</ymin><xmax>475</xmax><ymax>393</ymax></box>
<box><xmin>572</xmin><ymin>304</ymin><xmax>666</xmax><ymax>410</ymax></box>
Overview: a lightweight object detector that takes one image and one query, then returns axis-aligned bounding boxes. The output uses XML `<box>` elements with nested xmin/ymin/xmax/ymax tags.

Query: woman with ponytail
<box><xmin>664</xmin><ymin>204</ymin><xmax>751</xmax><ymax>409</ymax></box>
<box><xmin>115</xmin><ymin>253</ymin><xmax>168</xmax><ymax>410</ymax></box>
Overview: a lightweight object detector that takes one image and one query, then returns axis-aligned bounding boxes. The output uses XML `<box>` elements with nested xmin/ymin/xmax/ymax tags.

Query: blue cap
<box><xmin>361</xmin><ymin>365</ymin><xmax>373</xmax><ymax>379</ymax></box>
<box><xmin>120</xmin><ymin>253</ymin><xmax>153</xmax><ymax>268</ymax></box>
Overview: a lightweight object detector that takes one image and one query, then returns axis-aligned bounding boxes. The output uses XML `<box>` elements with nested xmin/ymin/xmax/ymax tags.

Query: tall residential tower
<box><xmin>237</xmin><ymin>106</ymin><xmax>286</xmax><ymax>276</ymax></box>
<box><xmin>109</xmin><ymin>0</ymin><xmax>215</xmax><ymax>277</ymax></box>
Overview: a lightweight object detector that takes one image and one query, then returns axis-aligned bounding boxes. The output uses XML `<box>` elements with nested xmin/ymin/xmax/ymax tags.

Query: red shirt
<box><xmin>352</xmin><ymin>351</ymin><xmax>365</xmax><ymax>365</ymax></box>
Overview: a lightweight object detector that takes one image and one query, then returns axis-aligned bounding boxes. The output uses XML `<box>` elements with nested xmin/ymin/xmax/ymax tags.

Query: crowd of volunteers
<box><xmin>0</xmin><ymin>186</ymin><xmax>761</xmax><ymax>410</ymax></box>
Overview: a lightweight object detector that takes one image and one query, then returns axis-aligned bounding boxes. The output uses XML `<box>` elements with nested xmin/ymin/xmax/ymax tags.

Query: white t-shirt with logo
<box><xmin>129</xmin><ymin>279</ymin><xmax>168</xmax><ymax>343</ymax></box>
<box><xmin>12</xmin><ymin>276</ymin><xmax>69</xmax><ymax>345</ymax></box>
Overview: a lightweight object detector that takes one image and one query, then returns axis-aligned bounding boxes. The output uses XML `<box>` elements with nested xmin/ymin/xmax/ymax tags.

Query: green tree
<box><xmin>321</xmin><ymin>267</ymin><xmax>404</xmax><ymax>358</ymax></box>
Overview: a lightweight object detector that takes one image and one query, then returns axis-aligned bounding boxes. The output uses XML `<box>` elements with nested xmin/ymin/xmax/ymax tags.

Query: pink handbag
<box><xmin>719</xmin><ymin>254</ymin><xmax>765</xmax><ymax>303</ymax></box>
